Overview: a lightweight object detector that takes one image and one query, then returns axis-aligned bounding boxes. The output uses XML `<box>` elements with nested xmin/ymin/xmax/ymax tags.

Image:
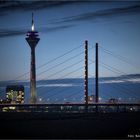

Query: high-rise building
<box><xmin>26</xmin><ymin>13</ymin><xmax>40</xmax><ymax>104</ymax></box>
<box><xmin>6</xmin><ymin>85</ymin><xmax>24</xmax><ymax>104</ymax></box>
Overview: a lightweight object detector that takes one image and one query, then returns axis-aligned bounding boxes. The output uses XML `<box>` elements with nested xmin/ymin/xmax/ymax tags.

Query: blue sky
<box><xmin>0</xmin><ymin>1</ymin><xmax>140</xmax><ymax>81</ymax></box>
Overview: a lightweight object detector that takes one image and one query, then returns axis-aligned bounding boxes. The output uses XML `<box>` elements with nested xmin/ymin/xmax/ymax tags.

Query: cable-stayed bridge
<box><xmin>0</xmin><ymin>41</ymin><xmax>140</xmax><ymax>112</ymax></box>
<box><xmin>2</xmin><ymin>42</ymin><xmax>140</xmax><ymax>100</ymax></box>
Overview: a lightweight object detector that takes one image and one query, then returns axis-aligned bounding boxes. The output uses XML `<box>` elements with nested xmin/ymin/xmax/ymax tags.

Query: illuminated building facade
<box><xmin>6</xmin><ymin>85</ymin><xmax>24</xmax><ymax>104</ymax></box>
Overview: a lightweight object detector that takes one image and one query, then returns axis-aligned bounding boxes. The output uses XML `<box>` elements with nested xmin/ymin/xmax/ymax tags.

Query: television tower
<box><xmin>26</xmin><ymin>13</ymin><xmax>40</xmax><ymax>104</ymax></box>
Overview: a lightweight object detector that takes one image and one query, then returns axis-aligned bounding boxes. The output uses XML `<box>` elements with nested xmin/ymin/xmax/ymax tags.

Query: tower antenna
<box><xmin>31</xmin><ymin>12</ymin><xmax>35</xmax><ymax>31</ymax></box>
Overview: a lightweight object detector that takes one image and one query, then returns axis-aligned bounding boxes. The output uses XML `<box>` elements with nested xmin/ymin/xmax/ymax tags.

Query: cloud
<box><xmin>100</xmin><ymin>74</ymin><xmax>140</xmax><ymax>84</ymax></box>
<box><xmin>0</xmin><ymin>1</ymin><xmax>81</xmax><ymax>14</ymax></box>
<box><xmin>39</xmin><ymin>24</ymin><xmax>75</xmax><ymax>33</ymax></box>
<box><xmin>37</xmin><ymin>83</ymin><xmax>77</xmax><ymax>88</ymax></box>
<box><xmin>51</xmin><ymin>4</ymin><xmax>140</xmax><ymax>24</ymax></box>
<box><xmin>0</xmin><ymin>1</ymin><xmax>139</xmax><ymax>17</ymax></box>
<box><xmin>100</xmin><ymin>80</ymin><xmax>124</xmax><ymax>84</ymax></box>
<box><xmin>0</xmin><ymin>2</ymin><xmax>140</xmax><ymax>38</ymax></box>
<box><xmin>0</xmin><ymin>24</ymin><xmax>74</xmax><ymax>38</ymax></box>
<box><xmin>100</xmin><ymin>78</ymin><xmax>140</xmax><ymax>84</ymax></box>
<box><xmin>0</xmin><ymin>29</ymin><xmax>26</xmax><ymax>38</ymax></box>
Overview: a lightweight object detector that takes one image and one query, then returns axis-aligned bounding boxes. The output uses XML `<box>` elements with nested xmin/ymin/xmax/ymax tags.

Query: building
<box><xmin>108</xmin><ymin>98</ymin><xmax>118</xmax><ymax>104</ymax></box>
<box><xmin>6</xmin><ymin>85</ymin><xmax>24</xmax><ymax>104</ymax></box>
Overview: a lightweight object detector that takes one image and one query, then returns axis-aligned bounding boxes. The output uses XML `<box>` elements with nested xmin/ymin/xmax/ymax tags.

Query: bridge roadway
<box><xmin>0</xmin><ymin>103</ymin><xmax>140</xmax><ymax>113</ymax></box>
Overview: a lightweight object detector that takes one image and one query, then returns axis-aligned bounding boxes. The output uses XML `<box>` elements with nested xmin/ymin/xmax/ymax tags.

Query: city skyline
<box><xmin>0</xmin><ymin>2</ymin><xmax>140</xmax><ymax>139</ymax></box>
<box><xmin>0</xmin><ymin>1</ymin><xmax>140</xmax><ymax>81</ymax></box>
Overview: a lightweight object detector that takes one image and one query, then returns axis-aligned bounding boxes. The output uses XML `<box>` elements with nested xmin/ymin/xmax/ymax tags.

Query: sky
<box><xmin>0</xmin><ymin>0</ymin><xmax>140</xmax><ymax>81</ymax></box>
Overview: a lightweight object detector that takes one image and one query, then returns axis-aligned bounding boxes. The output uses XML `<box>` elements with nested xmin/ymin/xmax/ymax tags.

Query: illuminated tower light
<box><xmin>31</xmin><ymin>13</ymin><xmax>35</xmax><ymax>31</ymax></box>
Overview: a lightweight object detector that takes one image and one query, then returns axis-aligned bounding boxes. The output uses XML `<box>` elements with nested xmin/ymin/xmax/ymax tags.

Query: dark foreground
<box><xmin>0</xmin><ymin>112</ymin><xmax>140</xmax><ymax>139</ymax></box>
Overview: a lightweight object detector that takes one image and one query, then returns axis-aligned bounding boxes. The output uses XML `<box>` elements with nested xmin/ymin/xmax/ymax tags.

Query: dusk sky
<box><xmin>0</xmin><ymin>1</ymin><xmax>140</xmax><ymax>81</ymax></box>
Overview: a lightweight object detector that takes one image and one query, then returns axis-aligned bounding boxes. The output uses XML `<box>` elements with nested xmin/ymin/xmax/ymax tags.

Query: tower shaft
<box><xmin>30</xmin><ymin>47</ymin><xmax>36</xmax><ymax>103</ymax></box>
<box><xmin>26</xmin><ymin>35</ymin><xmax>39</xmax><ymax>104</ymax></box>
<box><xmin>26</xmin><ymin>36</ymin><xmax>39</xmax><ymax>104</ymax></box>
